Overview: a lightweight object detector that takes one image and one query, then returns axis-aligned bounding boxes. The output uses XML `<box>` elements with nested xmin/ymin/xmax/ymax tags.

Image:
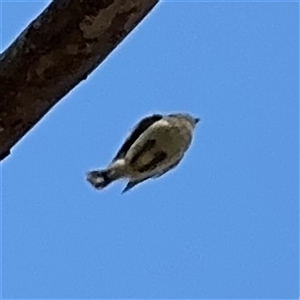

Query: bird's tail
<box><xmin>86</xmin><ymin>160</ymin><xmax>125</xmax><ymax>190</ymax></box>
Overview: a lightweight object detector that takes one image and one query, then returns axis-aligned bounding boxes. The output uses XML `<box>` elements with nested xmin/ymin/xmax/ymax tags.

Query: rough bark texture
<box><xmin>0</xmin><ymin>0</ymin><xmax>159</xmax><ymax>161</ymax></box>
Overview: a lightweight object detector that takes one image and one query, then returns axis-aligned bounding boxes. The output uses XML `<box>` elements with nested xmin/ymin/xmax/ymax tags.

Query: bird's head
<box><xmin>168</xmin><ymin>113</ymin><xmax>200</xmax><ymax>128</ymax></box>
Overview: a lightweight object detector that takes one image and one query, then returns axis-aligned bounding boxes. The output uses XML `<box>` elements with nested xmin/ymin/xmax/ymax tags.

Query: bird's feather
<box><xmin>87</xmin><ymin>170</ymin><xmax>113</xmax><ymax>189</ymax></box>
<box><xmin>122</xmin><ymin>176</ymin><xmax>151</xmax><ymax>193</ymax></box>
<box><xmin>112</xmin><ymin>114</ymin><xmax>163</xmax><ymax>161</ymax></box>
<box><xmin>130</xmin><ymin>139</ymin><xmax>156</xmax><ymax>165</ymax></box>
<box><xmin>122</xmin><ymin>153</ymin><xmax>180</xmax><ymax>193</ymax></box>
<box><xmin>137</xmin><ymin>150</ymin><xmax>167</xmax><ymax>173</ymax></box>
<box><xmin>153</xmin><ymin>155</ymin><xmax>183</xmax><ymax>178</ymax></box>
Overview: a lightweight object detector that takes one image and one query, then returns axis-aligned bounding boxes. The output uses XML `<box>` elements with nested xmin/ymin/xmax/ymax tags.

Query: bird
<box><xmin>86</xmin><ymin>113</ymin><xmax>199</xmax><ymax>193</ymax></box>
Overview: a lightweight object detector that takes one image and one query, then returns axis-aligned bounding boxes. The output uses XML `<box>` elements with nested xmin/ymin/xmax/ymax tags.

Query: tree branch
<box><xmin>0</xmin><ymin>0</ymin><xmax>159</xmax><ymax>161</ymax></box>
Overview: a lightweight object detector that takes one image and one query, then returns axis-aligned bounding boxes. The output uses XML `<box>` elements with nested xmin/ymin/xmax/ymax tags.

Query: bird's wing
<box><xmin>153</xmin><ymin>155</ymin><xmax>183</xmax><ymax>178</ymax></box>
<box><xmin>112</xmin><ymin>114</ymin><xmax>163</xmax><ymax>161</ymax></box>
<box><xmin>122</xmin><ymin>150</ymin><xmax>168</xmax><ymax>193</ymax></box>
<box><xmin>122</xmin><ymin>176</ymin><xmax>151</xmax><ymax>194</ymax></box>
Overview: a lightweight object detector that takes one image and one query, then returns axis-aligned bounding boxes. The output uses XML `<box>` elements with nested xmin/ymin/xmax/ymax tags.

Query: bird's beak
<box><xmin>194</xmin><ymin>117</ymin><xmax>200</xmax><ymax>124</ymax></box>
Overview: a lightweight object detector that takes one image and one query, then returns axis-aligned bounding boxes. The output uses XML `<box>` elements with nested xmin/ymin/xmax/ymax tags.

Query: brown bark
<box><xmin>0</xmin><ymin>0</ymin><xmax>159</xmax><ymax>161</ymax></box>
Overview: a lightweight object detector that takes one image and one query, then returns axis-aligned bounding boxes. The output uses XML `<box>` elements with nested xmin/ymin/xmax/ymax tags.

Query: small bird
<box><xmin>87</xmin><ymin>113</ymin><xmax>199</xmax><ymax>193</ymax></box>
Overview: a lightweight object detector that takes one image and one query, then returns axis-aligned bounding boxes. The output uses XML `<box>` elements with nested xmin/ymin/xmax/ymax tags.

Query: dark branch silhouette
<box><xmin>0</xmin><ymin>0</ymin><xmax>159</xmax><ymax>161</ymax></box>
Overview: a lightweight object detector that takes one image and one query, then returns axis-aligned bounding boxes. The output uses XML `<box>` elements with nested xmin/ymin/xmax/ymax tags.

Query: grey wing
<box><xmin>112</xmin><ymin>114</ymin><xmax>163</xmax><ymax>161</ymax></box>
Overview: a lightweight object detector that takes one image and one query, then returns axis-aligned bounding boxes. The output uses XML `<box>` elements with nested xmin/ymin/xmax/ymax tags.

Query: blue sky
<box><xmin>1</xmin><ymin>1</ymin><xmax>299</xmax><ymax>299</ymax></box>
